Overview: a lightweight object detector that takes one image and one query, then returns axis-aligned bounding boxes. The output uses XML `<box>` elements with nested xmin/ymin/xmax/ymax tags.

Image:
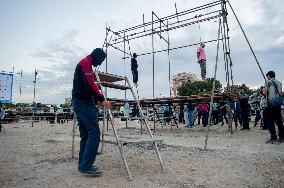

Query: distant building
<box><xmin>172</xmin><ymin>72</ymin><xmax>197</xmax><ymax>96</ymax></box>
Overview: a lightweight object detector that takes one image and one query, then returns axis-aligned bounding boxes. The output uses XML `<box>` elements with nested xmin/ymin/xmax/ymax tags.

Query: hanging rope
<box><xmin>221</xmin><ymin>2</ymin><xmax>233</xmax><ymax>134</ymax></box>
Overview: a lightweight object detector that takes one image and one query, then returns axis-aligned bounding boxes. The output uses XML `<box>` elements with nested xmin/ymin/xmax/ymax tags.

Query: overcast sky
<box><xmin>0</xmin><ymin>0</ymin><xmax>283</xmax><ymax>104</ymax></box>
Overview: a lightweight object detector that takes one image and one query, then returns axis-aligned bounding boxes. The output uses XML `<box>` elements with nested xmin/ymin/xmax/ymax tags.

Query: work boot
<box><xmin>78</xmin><ymin>168</ymin><xmax>102</xmax><ymax>177</ymax></box>
<box><xmin>278</xmin><ymin>138</ymin><xmax>284</xmax><ymax>143</ymax></box>
<box><xmin>265</xmin><ymin>138</ymin><xmax>278</xmax><ymax>144</ymax></box>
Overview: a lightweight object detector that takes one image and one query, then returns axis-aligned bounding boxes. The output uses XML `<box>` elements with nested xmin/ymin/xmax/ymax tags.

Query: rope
<box><xmin>221</xmin><ymin>2</ymin><xmax>233</xmax><ymax>134</ymax></box>
<box><xmin>227</xmin><ymin>0</ymin><xmax>266</xmax><ymax>83</ymax></box>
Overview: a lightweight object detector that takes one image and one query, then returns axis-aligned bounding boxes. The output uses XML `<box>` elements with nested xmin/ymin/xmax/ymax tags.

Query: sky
<box><xmin>0</xmin><ymin>0</ymin><xmax>283</xmax><ymax>104</ymax></box>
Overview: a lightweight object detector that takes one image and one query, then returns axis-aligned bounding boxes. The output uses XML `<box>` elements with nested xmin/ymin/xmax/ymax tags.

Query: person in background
<box><xmin>72</xmin><ymin>48</ymin><xmax>112</xmax><ymax>177</ymax></box>
<box><xmin>196</xmin><ymin>103</ymin><xmax>202</xmax><ymax>125</ymax></box>
<box><xmin>254</xmin><ymin>99</ymin><xmax>261</xmax><ymax>127</ymax></box>
<box><xmin>196</xmin><ymin>42</ymin><xmax>207</xmax><ymax>80</ymax></box>
<box><xmin>179</xmin><ymin>105</ymin><xmax>184</xmax><ymax>123</ymax></box>
<box><xmin>239</xmin><ymin>88</ymin><xmax>250</xmax><ymax>130</ymax></box>
<box><xmin>212</xmin><ymin>102</ymin><xmax>219</xmax><ymax>125</ymax></box>
<box><xmin>232</xmin><ymin>100</ymin><xmax>242</xmax><ymax>127</ymax></box>
<box><xmin>184</xmin><ymin>104</ymin><xmax>189</xmax><ymax>127</ymax></box>
<box><xmin>198</xmin><ymin>102</ymin><xmax>209</xmax><ymax>127</ymax></box>
<box><xmin>187</xmin><ymin>102</ymin><xmax>195</xmax><ymax>128</ymax></box>
<box><xmin>220</xmin><ymin>101</ymin><xmax>228</xmax><ymax>125</ymax></box>
<box><xmin>131</xmin><ymin>53</ymin><xmax>138</xmax><ymax>87</ymax></box>
<box><xmin>193</xmin><ymin>105</ymin><xmax>199</xmax><ymax>126</ymax></box>
<box><xmin>259</xmin><ymin>86</ymin><xmax>268</xmax><ymax>130</ymax></box>
<box><xmin>263</xmin><ymin>71</ymin><xmax>283</xmax><ymax>143</ymax></box>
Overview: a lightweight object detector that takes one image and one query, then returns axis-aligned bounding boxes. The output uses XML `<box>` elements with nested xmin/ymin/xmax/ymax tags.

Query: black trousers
<box><xmin>212</xmin><ymin>110</ymin><xmax>219</xmax><ymax>124</ymax></box>
<box><xmin>132</xmin><ymin>70</ymin><xmax>138</xmax><ymax>83</ymax></box>
<box><xmin>267</xmin><ymin>106</ymin><xmax>284</xmax><ymax>140</ymax></box>
<box><xmin>0</xmin><ymin>119</ymin><xmax>2</xmax><ymax>132</ymax></box>
<box><xmin>241</xmin><ymin>108</ymin><xmax>250</xmax><ymax>129</ymax></box>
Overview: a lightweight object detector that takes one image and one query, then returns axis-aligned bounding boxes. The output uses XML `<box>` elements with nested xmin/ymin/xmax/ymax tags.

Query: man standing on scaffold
<box><xmin>131</xmin><ymin>53</ymin><xmax>139</xmax><ymax>87</ymax></box>
<box><xmin>72</xmin><ymin>48</ymin><xmax>112</xmax><ymax>177</ymax></box>
<box><xmin>196</xmin><ymin>42</ymin><xmax>207</xmax><ymax>81</ymax></box>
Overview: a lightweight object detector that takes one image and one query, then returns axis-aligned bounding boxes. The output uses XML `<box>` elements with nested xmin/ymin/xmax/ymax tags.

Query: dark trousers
<box><xmin>73</xmin><ymin>98</ymin><xmax>100</xmax><ymax>171</ymax></box>
<box><xmin>132</xmin><ymin>70</ymin><xmax>138</xmax><ymax>83</ymax></box>
<box><xmin>201</xmin><ymin>111</ymin><xmax>208</xmax><ymax>126</ymax></box>
<box><xmin>220</xmin><ymin>111</ymin><xmax>228</xmax><ymax>124</ymax></box>
<box><xmin>212</xmin><ymin>110</ymin><xmax>219</xmax><ymax>125</ymax></box>
<box><xmin>241</xmin><ymin>108</ymin><xmax>250</xmax><ymax>129</ymax></box>
<box><xmin>197</xmin><ymin>112</ymin><xmax>202</xmax><ymax>125</ymax></box>
<box><xmin>198</xmin><ymin>59</ymin><xmax>206</xmax><ymax>80</ymax></box>
<box><xmin>262</xmin><ymin>109</ymin><xmax>269</xmax><ymax>129</ymax></box>
<box><xmin>254</xmin><ymin>109</ymin><xmax>261</xmax><ymax>125</ymax></box>
<box><xmin>0</xmin><ymin>119</ymin><xmax>2</xmax><ymax>132</ymax></box>
<box><xmin>267</xmin><ymin>106</ymin><xmax>284</xmax><ymax>140</ymax></box>
<box><xmin>234</xmin><ymin>110</ymin><xmax>242</xmax><ymax>126</ymax></box>
<box><xmin>179</xmin><ymin>111</ymin><xmax>184</xmax><ymax>123</ymax></box>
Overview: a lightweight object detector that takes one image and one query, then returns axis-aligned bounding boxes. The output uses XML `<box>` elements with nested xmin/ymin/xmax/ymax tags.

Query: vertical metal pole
<box><xmin>123</xmin><ymin>32</ymin><xmax>128</xmax><ymax>128</ymax></box>
<box><xmin>124</xmin><ymin>31</ymin><xmax>127</xmax><ymax>99</ymax></box>
<box><xmin>154</xmin><ymin>105</ymin><xmax>156</xmax><ymax>133</ymax></box>
<box><xmin>204</xmin><ymin>17</ymin><xmax>221</xmax><ymax>150</ymax></box>
<box><xmin>151</xmin><ymin>11</ymin><xmax>155</xmax><ymax>99</ymax></box>
<box><xmin>167</xmin><ymin>21</ymin><xmax>171</xmax><ymax>97</ymax></box>
<box><xmin>101</xmin><ymin>26</ymin><xmax>108</xmax><ymax>153</ymax></box>
<box><xmin>33</xmin><ymin>69</ymin><xmax>37</xmax><ymax>103</ymax></box>
<box><xmin>105</xmin><ymin>24</ymin><xmax>109</xmax><ymax>131</ymax></box>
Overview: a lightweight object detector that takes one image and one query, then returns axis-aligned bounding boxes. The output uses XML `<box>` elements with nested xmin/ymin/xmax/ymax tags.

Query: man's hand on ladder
<box><xmin>101</xmin><ymin>100</ymin><xmax>112</xmax><ymax>110</ymax></box>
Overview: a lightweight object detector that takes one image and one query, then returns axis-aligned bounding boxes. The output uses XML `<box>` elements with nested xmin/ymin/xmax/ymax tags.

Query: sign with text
<box><xmin>0</xmin><ymin>72</ymin><xmax>13</xmax><ymax>102</ymax></box>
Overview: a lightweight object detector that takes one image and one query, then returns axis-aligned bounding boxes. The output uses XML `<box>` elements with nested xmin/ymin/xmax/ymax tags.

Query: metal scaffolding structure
<box><xmin>103</xmin><ymin>0</ymin><xmax>232</xmax><ymax>99</ymax></box>
<box><xmin>102</xmin><ymin>0</ymin><xmax>265</xmax><ymax>135</ymax></box>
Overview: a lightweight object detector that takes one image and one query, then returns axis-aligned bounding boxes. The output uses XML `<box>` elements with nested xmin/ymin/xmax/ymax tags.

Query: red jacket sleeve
<box><xmin>79</xmin><ymin>58</ymin><xmax>105</xmax><ymax>103</ymax></box>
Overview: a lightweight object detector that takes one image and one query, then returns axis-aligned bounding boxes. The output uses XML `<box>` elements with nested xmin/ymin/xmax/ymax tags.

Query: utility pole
<box><xmin>17</xmin><ymin>69</ymin><xmax>23</xmax><ymax>102</ymax></box>
<box><xmin>33</xmin><ymin>69</ymin><xmax>38</xmax><ymax>104</ymax></box>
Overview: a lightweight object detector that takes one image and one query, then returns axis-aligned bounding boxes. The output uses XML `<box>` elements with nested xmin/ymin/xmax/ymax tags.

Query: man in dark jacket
<box><xmin>131</xmin><ymin>53</ymin><xmax>138</xmax><ymax>87</ymax></box>
<box><xmin>72</xmin><ymin>48</ymin><xmax>111</xmax><ymax>176</ymax></box>
<box><xmin>239</xmin><ymin>88</ymin><xmax>250</xmax><ymax>130</ymax></box>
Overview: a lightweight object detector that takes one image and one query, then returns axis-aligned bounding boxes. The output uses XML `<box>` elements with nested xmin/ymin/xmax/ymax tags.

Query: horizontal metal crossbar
<box><xmin>114</xmin><ymin>0</ymin><xmax>222</xmax><ymax>34</ymax></box>
<box><xmin>110</xmin><ymin>14</ymin><xmax>221</xmax><ymax>45</ymax></box>
<box><xmin>121</xmin><ymin>37</ymin><xmax>229</xmax><ymax>59</ymax></box>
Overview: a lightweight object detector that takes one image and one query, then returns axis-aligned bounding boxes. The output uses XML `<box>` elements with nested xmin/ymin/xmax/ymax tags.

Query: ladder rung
<box><xmin>101</xmin><ymin>138</ymin><xmax>164</xmax><ymax>145</ymax></box>
<box><xmin>96</xmin><ymin>71</ymin><xmax>126</xmax><ymax>82</ymax></box>
<box><xmin>99</xmin><ymin>82</ymin><xmax>131</xmax><ymax>90</ymax></box>
<box><xmin>120</xmin><ymin>116</ymin><xmax>147</xmax><ymax>120</ymax></box>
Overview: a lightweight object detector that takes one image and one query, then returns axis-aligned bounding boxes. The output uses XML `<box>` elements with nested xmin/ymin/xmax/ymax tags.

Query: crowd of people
<box><xmin>172</xmin><ymin>71</ymin><xmax>283</xmax><ymax>144</ymax></box>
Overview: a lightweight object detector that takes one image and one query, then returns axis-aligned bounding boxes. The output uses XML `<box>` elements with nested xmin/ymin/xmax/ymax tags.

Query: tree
<box><xmin>224</xmin><ymin>84</ymin><xmax>255</xmax><ymax>96</ymax></box>
<box><xmin>177</xmin><ymin>78</ymin><xmax>222</xmax><ymax>96</ymax></box>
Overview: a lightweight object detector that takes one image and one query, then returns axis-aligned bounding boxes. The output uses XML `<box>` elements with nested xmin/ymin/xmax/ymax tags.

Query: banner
<box><xmin>0</xmin><ymin>72</ymin><xmax>13</xmax><ymax>102</ymax></box>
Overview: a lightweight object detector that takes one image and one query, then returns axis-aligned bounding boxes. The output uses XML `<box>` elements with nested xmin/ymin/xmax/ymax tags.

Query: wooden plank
<box><xmin>95</xmin><ymin>71</ymin><xmax>125</xmax><ymax>82</ymax></box>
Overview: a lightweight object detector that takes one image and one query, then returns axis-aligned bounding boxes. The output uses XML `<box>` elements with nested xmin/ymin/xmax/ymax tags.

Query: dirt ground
<box><xmin>0</xmin><ymin>120</ymin><xmax>283</xmax><ymax>188</ymax></box>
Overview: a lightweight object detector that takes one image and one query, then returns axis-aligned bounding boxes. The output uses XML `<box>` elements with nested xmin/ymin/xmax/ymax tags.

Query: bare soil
<box><xmin>0</xmin><ymin>120</ymin><xmax>283</xmax><ymax>188</ymax></box>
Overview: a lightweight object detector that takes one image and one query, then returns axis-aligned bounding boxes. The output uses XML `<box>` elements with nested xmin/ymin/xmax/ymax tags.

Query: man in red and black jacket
<box><xmin>72</xmin><ymin>48</ymin><xmax>111</xmax><ymax>177</ymax></box>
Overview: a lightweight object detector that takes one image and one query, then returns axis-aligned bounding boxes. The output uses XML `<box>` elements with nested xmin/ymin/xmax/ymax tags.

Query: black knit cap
<box><xmin>90</xmin><ymin>48</ymin><xmax>107</xmax><ymax>67</ymax></box>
